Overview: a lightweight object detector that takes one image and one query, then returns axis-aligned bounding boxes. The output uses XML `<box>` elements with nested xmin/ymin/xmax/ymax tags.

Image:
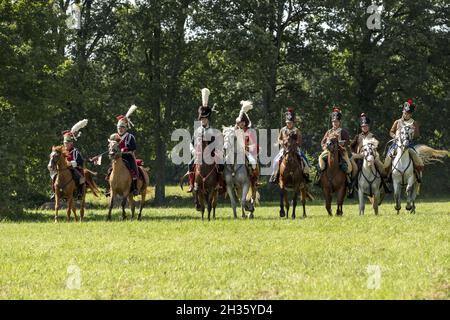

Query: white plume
<box><xmin>201</xmin><ymin>88</ymin><xmax>210</xmax><ymax>107</ymax></box>
<box><xmin>71</xmin><ymin>119</ymin><xmax>88</xmax><ymax>139</ymax></box>
<box><xmin>240</xmin><ymin>100</ymin><xmax>253</xmax><ymax>113</ymax></box>
<box><xmin>125</xmin><ymin>104</ymin><xmax>138</xmax><ymax>118</ymax></box>
<box><xmin>125</xmin><ymin>104</ymin><xmax>138</xmax><ymax>127</ymax></box>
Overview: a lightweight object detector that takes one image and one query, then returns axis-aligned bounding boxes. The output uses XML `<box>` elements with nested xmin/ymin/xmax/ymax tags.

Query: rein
<box><xmin>196</xmin><ymin>164</ymin><xmax>218</xmax><ymax>193</ymax></box>
<box><xmin>359</xmin><ymin>160</ymin><xmax>380</xmax><ymax>197</ymax></box>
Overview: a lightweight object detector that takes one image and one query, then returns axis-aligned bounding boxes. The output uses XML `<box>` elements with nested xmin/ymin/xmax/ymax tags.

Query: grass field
<box><xmin>0</xmin><ymin>186</ymin><xmax>449</xmax><ymax>299</ymax></box>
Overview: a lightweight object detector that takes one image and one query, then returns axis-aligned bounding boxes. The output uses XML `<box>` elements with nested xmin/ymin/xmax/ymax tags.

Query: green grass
<box><xmin>0</xmin><ymin>186</ymin><xmax>449</xmax><ymax>299</ymax></box>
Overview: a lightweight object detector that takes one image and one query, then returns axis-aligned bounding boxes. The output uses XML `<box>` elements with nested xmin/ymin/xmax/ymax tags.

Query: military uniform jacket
<box><xmin>67</xmin><ymin>147</ymin><xmax>84</xmax><ymax>168</ymax></box>
<box><xmin>350</xmin><ymin>132</ymin><xmax>375</xmax><ymax>154</ymax></box>
<box><xmin>321</xmin><ymin>127</ymin><xmax>350</xmax><ymax>150</ymax></box>
<box><xmin>278</xmin><ymin>126</ymin><xmax>302</xmax><ymax>149</ymax></box>
<box><xmin>389</xmin><ymin>118</ymin><xmax>420</xmax><ymax>139</ymax></box>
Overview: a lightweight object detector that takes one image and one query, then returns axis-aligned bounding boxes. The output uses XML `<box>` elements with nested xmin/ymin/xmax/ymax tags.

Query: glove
<box><xmin>70</xmin><ymin>160</ymin><xmax>77</xmax><ymax>168</ymax></box>
<box><xmin>121</xmin><ymin>147</ymin><xmax>129</xmax><ymax>153</ymax></box>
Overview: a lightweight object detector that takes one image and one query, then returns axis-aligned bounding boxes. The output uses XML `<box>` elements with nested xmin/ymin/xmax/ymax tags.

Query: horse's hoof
<box><xmin>279</xmin><ymin>210</ymin><xmax>285</xmax><ymax>218</ymax></box>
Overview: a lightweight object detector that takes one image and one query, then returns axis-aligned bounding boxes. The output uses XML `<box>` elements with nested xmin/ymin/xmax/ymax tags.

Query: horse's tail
<box><xmin>179</xmin><ymin>171</ymin><xmax>189</xmax><ymax>190</ymax></box>
<box><xmin>306</xmin><ymin>189</ymin><xmax>315</xmax><ymax>201</ymax></box>
<box><xmin>247</xmin><ymin>184</ymin><xmax>260</xmax><ymax>205</ymax></box>
<box><xmin>84</xmin><ymin>169</ymin><xmax>100</xmax><ymax>197</ymax></box>
<box><xmin>415</xmin><ymin>144</ymin><xmax>449</xmax><ymax>165</ymax></box>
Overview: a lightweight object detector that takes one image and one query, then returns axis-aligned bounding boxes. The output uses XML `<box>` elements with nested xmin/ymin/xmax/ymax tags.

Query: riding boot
<box><xmin>50</xmin><ymin>177</ymin><xmax>56</xmax><ymax>200</ymax></box>
<box><xmin>187</xmin><ymin>172</ymin><xmax>195</xmax><ymax>193</ymax></box>
<box><xmin>77</xmin><ymin>184</ymin><xmax>84</xmax><ymax>200</ymax></box>
<box><xmin>131</xmin><ymin>178</ymin><xmax>139</xmax><ymax>196</ymax></box>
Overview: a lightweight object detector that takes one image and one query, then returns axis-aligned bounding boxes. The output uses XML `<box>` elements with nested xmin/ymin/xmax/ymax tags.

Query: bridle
<box><xmin>358</xmin><ymin>143</ymin><xmax>380</xmax><ymax>196</ymax></box>
<box><xmin>392</xmin><ymin>126</ymin><xmax>413</xmax><ymax>186</ymax></box>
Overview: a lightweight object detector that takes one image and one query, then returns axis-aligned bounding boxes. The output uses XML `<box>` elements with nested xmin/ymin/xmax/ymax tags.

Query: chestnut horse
<box><xmin>107</xmin><ymin>139</ymin><xmax>149</xmax><ymax>221</ymax></box>
<box><xmin>278</xmin><ymin>132</ymin><xmax>311</xmax><ymax>219</ymax></box>
<box><xmin>193</xmin><ymin>140</ymin><xmax>219</xmax><ymax>221</ymax></box>
<box><xmin>49</xmin><ymin>145</ymin><xmax>99</xmax><ymax>222</ymax></box>
<box><xmin>320</xmin><ymin>134</ymin><xmax>347</xmax><ymax>216</ymax></box>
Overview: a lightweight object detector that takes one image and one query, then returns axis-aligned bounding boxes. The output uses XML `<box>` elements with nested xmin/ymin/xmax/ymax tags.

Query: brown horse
<box><xmin>278</xmin><ymin>132</ymin><xmax>311</xmax><ymax>219</ymax></box>
<box><xmin>320</xmin><ymin>134</ymin><xmax>347</xmax><ymax>216</ymax></box>
<box><xmin>49</xmin><ymin>146</ymin><xmax>99</xmax><ymax>222</ymax></box>
<box><xmin>192</xmin><ymin>141</ymin><xmax>219</xmax><ymax>221</ymax></box>
<box><xmin>107</xmin><ymin>140</ymin><xmax>149</xmax><ymax>221</ymax></box>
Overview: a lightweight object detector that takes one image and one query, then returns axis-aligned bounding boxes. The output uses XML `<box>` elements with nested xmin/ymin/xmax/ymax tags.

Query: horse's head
<box><xmin>108</xmin><ymin>135</ymin><xmax>121</xmax><ymax>160</ymax></box>
<box><xmin>326</xmin><ymin>134</ymin><xmax>339</xmax><ymax>153</ymax></box>
<box><xmin>399</xmin><ymin>125</ymin><xmax>414</xmax><ymax>150</ymax></box>
<box><xmin>362</xmin><ymin>138</ymin><xmax>379</xmax><ymax>167</ymax></box>
<box><xmin>222</xmin><ymin>126</ymin><xmax>235</xmax><ymax>152</ymax></box>
<box><xmin>50</xmin><ymin>145</ymin><xmax>67</xmax><ymax>169</ymax></box>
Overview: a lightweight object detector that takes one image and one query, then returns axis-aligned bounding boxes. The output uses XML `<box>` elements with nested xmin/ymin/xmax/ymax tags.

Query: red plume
<box><xmin>287</xmin><ymin>107</ymin><xmax>294</xmax><ymax>112</ymax></box>
<box><xmin>407</xmin><ymin>99</ymin><xmax>413</xmax><ymax>105</ymax></box>
<box><xmin>116</xmin><ymin>115</ymin><xmax>125</xmax><ymax>120</ymax></box>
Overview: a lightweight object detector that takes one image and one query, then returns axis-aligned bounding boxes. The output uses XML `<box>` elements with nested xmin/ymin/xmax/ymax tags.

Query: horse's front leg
<box><xmin>284</xmin><ymin>190</ymin><xmax>290</xmax><ymax>219</ymax></box>
<box><xmin>121</xmin><ymin>196</ymin><xmax>127</xmax><ymax>220</ymax></box>
<box><xmin>80</xmin><ymin>184</ymin><xmax>86</xmax><ymax>221</ymax></box>
<box><xmin>129</xmin><ymin>194</ymin><xmax>135</xmax><ymax>220</ymax></box>
<box><xmin>301</xmin><ymin>188</ymin><xmax>307</xmax><ymax>218</ymax></box>
<box><xmin>405</xmin><ymin>176</ymin><xmax>416</xmax><ymax>213</ymax></box>
<box><xmin>358</xmin><ymin>187</ymin><xmax>365</xmax><ymax>216</ymax></box>
<box><xmin>206</xmin><ymin>192</ymin><xmax>212</xmax><ymax>221</ymax></box>
<box><xmin>71</xmin><ymin>195</ymin><xmax>78</xmax><ymax>222</ymax></box>
<box><xmin>54</xmin><ymin>193</ymin><xmax>60</xmax><ymax>223</ymax></box>
<box><xmin>324</xmin><ymin>188</ymin><xmax>332</xmax><ymax>216</ymax></box>
<box><xmin>373</xmin><ymin>189</ymin><xmax>380</xmax><ymax>215</ymax></box>
<box><xmin>241</xmin><ymin>183</ymin><xmax>250</xmax><ymax>219</ymax></box>
<box><xmin>336</xmin><ymin>186</ymin><xmax>345</xmax><ymax>216</ymax></box>
<box><xmin>138</xmin><ymin>191</ymin><xmax>146</xmax><ymax>221</ymax></box>
<box><xmin>66</xmin><ymin>196</ymin><xmax>73</xmax><ymax>222</ymax></box>
<box><xmin>292</xmin><ymin>191</ymin><xmax>298</xmax><ymax>219</ymax></box>
<box><xmin>107</xmin><ymin>193</ymin><xmax>114</xmax><ymax>221</ymax></box>
<box><xmin>227</xmin><ymin>184</ymin><xmax>237</xmax><ymax>219</ymax></box>
<box><xmin>393</xmin><ymin>178</ymin><xmax>401</xmax><ymax>214</ymax></box>
<box><xmin>279</xmin><ymin>189</ymin><xmax>285</xmax><ymax>218</ymax></box>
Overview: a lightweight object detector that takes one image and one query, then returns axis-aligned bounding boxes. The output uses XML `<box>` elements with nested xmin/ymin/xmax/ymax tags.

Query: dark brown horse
<box><xmin>278</xmin><ymin>132</ymin><xmax>311</xmax><ymax>219</ymax></box>
<box><xmin>320</xmin><ymin>134</ymin><xmax>347</xmax><ymax>216</ymax></box>
<box><xmin>193</xmin><ymin>140</ymin><xmax>219</xmax><ymax>221</ymax></box>
<box><xmin>49</xmin><ymin>145</ymin><xmax>99</xmax><ymax>222</ymax></box>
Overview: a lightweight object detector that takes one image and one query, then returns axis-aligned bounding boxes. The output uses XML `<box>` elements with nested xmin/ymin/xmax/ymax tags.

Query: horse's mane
<box><xmin>363</xmin><ymin>137</ymin><xmax>379</xmax><ymax>149</ymax></box>
<box><xmin>52</xmin><ymin>145</ymin><xmax>68</xmax><ymax>157</ymax></box>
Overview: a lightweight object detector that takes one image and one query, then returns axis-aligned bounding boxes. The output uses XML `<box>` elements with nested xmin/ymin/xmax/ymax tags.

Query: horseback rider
<box><xmin>48</xmin><ymin>119</ymin><xmax>88</xmax><ymax>200</ymax></box>
<box><xmin>384</xmin><ymin>99</ymin><xmax>424</xmax><ymax>183</ymax></box>
<box><xmin>234</xmin><ymin>100</ymin><xmax>259</xmax><ymax>187</ymax></box>
<box><xmin>105</xmin><ymin>105</ymin><xmax>140</xmax><ymax>196</ymax></box>
<box><xmin>269</xmin><ymin>107</ymin><xmax>311</xmax><ymax>184</ymax></box>
<box><xmin>315</xmin><ymin>107</ymin><xmax>352</xmax><ymax>185</ymax></box>
<box><xmin>349</xmin><ymin>113</ymin><xmax>389</xmax><ymax>196</ymax></box>
<box><xmin>187</xmin><ymin>88</ymin><xmax>224</xmax><ymax>193</ymax></box>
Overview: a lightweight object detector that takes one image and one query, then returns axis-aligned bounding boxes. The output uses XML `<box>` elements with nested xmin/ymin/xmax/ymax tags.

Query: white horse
<box><xmin>391</xmin><ymin>125</ymin><xmax>449</xmax><ymax>214</ymax></box>
<box><xmin>222</xmin><ymin>126</ymin><xmax>259</xmax><ymax>219</ymax></box>
<box><xmin>392</xmin><ymin>125</ymin><xmax>420</xmax><ymax>214</ymax></box>
<box><xmin>357</xmin><ymin>138</ymin><xmax>382</xmax><ymax>215</ymax></box>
